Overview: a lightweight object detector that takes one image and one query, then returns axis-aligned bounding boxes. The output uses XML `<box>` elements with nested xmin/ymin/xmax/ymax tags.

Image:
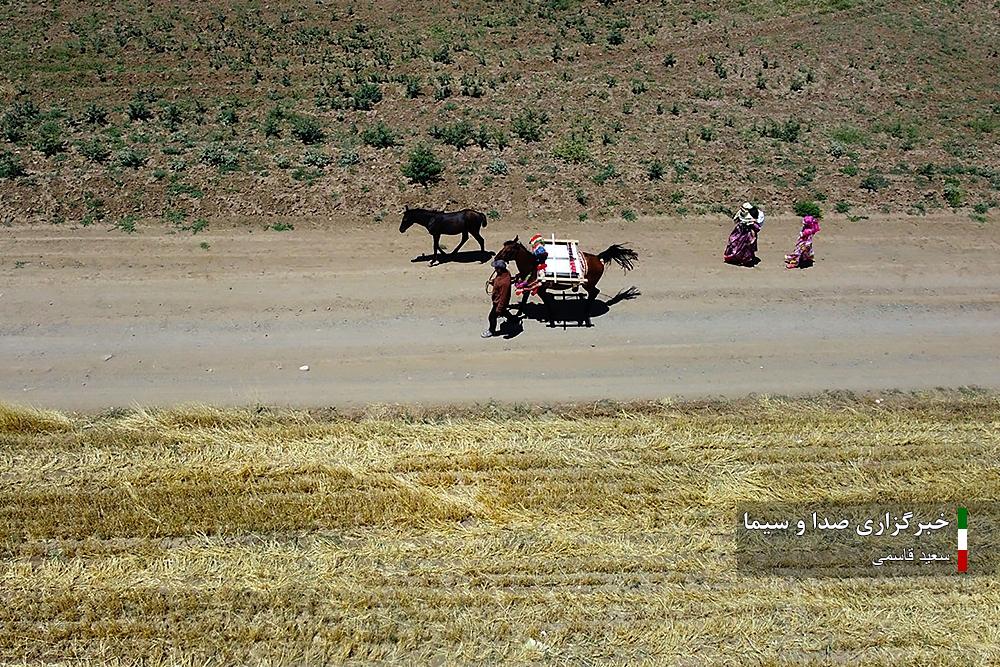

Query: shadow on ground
<box><xmin>513</xmin><ymin>286</ymin><xmax>641</xmax><ymax>328</ymax></box>
<box><xmin>411</xmin><ymin>250</ymin><xmax>493</xmax><ymax>265</ymax></box>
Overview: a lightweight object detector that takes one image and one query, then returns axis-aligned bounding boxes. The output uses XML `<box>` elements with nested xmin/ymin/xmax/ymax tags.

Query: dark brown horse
<box><xmin>494</xmin><ymin>236</ymin><xmax>638</xmax><ymax>327</ymax></box>
<box><xmin>399</xmin><ymin>206</ymin><xmax>487</xmax><ymax>264</ymax></box>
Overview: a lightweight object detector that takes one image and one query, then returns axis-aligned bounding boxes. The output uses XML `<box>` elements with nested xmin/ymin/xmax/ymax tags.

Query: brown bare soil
<box><xmin>2</xmin><ymin>213</ymin><xmax>998</xmax><ymax>409</ymax></box>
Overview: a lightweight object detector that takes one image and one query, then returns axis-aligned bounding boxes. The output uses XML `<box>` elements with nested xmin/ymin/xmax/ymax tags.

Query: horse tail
<box><xmin>474</xmin><ymin>209</ymin><xmax>487</xmax><ymax>228</ymax></box>
<box><xmin>597</xmin><ymin>243</ymin><xmax>638</xmax><ymax>272</ymax></box>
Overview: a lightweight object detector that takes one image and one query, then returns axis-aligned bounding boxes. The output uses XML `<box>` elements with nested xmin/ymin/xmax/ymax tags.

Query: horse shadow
<box><xmin>411</xmin><ymin>249</ymin><xmax>493</xmax><ymax>265</ymax></box>
<box><xmin>515</xmin><ymin>286</ymin><xmax>641</xmax><ymax>328</ymax></box>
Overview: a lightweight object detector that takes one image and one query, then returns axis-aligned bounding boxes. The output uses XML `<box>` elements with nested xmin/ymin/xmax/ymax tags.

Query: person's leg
<box><xmin>486</xmin><ymin>306</ymin><xmax>499</xmax><ymax>335</ymax></box>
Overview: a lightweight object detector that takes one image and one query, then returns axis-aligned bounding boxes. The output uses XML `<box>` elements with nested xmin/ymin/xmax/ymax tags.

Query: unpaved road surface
<box><xmin>2</xmin><ymin>215</ymin><xmax>998</xmax><ymax>410</ymax></box>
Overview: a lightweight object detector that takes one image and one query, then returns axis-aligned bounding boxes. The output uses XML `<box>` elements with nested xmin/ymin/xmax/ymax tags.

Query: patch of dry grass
<box><xmin>1</xmin><ymin>392</ymin><xmax>998</xmax><ymax>664</ymax></box>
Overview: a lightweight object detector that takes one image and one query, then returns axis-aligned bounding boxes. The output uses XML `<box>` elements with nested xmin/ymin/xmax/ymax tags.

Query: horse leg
<box><xmin>432</xmin><ymin>233</ymin><xmax>443</xmax><ymax>263</ymax></box>
<box><xmin>471</xmin><ymin>228</ymin><xmax>486</xmax><ymax>252</ymax></box>
<box><xmin>452</xmin><ymin>231</ymin><xmax>469</xmax><ymax>254</ymax></box>
<box><xmin>584</xmin><ymin>284</ymin><xmax>600</xmax><ymax>327</ymax></box>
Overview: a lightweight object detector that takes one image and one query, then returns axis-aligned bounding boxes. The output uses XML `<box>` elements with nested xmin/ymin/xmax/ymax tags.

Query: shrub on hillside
<box><xmin>0</xmin><ymin>150</ymin><xmax>26</xmax><ymax>178</ymax></box>
<box><xmin>115</xmin><ymin>146</ymin><xmax>148</xmax><ymax>169</ymax></box>
<box><xmin>352</xmin><ymin>83</ymin><xmax>382</xmax><ymax>111</ymax></box>
<box><xmin>511</xmin><ymin>109</ymin><xmax>548</xmax><ymax>142</ymax></box>
<box><xmin>402</xmin><ymin>144</ymin><xmax>443</xmax><ymax>187</ymax></box>
<box><xmin>431</xmin><ymin>120</ymin><xmax>475</xmax><ymax>149</ymax></box>
<box><xmin>793</xmin><ymin>200</ymin><xmax>822</xmax><ymax>219</ymax></box>
<box><xmin>860</xmin><ymin>172</ymin><xmax>889</xmax><ymax>192</ymax></box>
<box><xmin>362</xmin><ymin>122</ymin><xmax>398</xmax><ymax>148</ymax></box>
<box><xmin>78</xmin><ymin>138</ymin><xmax>111</xmax><ymax>163</ymax></box>
<box><xmin>33</xmin><ymin>121</ymin><xmax>66</xmax><ymax>157</ymax></box>
<box><xmin>291</xmin><ymin>115</ymin><xmax>324</xmax><ymax>144</ymax></box>
<box><xmin>552</xmin><ymin>134</ymin><xmax>590</xmax><ymax>163</ymax></box>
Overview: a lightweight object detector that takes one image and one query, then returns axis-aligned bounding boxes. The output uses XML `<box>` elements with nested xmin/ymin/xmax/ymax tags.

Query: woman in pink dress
<box><xmin>724</xmin><ymin>202</ymin><xmax>765</xmax><ymax>267</ymax></box>
<box><xmin>785</xmin><ymin>215</ymin><xmax>821</xmax><ymax>269</ymax></box>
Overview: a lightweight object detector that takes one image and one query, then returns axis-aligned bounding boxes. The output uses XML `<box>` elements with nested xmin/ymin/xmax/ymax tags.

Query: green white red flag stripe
<box><xmin>957</xmin><ymin>507</ymin><xmax>968</xmax><ymax>574</ymax></box>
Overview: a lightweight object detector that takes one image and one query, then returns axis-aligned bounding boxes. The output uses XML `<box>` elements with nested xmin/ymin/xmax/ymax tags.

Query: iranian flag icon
<box><xmin>957</xmin><ymin>507</ymin><xmax>968</xmax><ymax>574</ymax></box>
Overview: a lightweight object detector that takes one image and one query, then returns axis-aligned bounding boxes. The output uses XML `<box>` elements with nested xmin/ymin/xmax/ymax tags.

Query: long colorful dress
<box><xmin>785</xmin><ymin>218</ymin><xmax>820</xmax><ymax>269</ymax></box>
<box><xmin>724</xmin><ymin>220</ymin><xmax>761</xmax><ymax>267</ymax></box>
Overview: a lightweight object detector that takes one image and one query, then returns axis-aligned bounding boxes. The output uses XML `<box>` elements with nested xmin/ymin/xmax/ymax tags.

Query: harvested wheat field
<box><xmin>2</xmin><ymin>391</ymin><xmax>998</xmax><ymax>664</ymax></box>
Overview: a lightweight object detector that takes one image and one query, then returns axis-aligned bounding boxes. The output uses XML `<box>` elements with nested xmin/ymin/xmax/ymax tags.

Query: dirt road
<box><xmin>2</xmin><ymin>215</ymin><xmax>997</xmax><ymax>410</ymax></box>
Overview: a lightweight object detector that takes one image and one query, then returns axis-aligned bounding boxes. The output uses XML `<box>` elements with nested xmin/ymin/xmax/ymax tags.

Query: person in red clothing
<box><xmin>483</xmin><ymin>259</ymin><xmax>512</xmax><ymax>338</ymax></box>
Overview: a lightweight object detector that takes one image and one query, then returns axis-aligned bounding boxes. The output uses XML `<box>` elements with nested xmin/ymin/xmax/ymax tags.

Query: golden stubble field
<box><xmin>1</xmin><ymin>392</ymin><xmax>999</xmax><ymax>665</ymax></box>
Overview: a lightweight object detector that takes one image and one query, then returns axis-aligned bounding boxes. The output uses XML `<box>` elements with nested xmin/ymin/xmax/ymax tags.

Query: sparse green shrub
<box><xmin>83</xmin><ymin>103</ymin><xmax>108</xmax><ymax>125</ymax></box>
<box><xmin>431</xmin><ymin>120</ymin><xmax>475</xmax><ymax>149</ymax></box>
<box><xmin>796</xmin><ymin>165</ymin><xmax>817</xmax><ymax>186</ymax></box>
<box><xmin>793</xmin><ymin>200</ymin><xmax>822</xmax><ymax>218</ymax></box>
<box><xmin>362</xmin><ymin>122</ymin><xmax>398</xmax><ymax>148</ymax></box>
<box><xmin>944</xmin><ymin>180</ymin><xmax>964</xmax><ymax>208</ymax></box>
<box><xmin>663</xmin><ymin>53</ymin><xmax>676</xmax><ymax>67</ymax></box>
<box><xmin>434</xmin><ymin>74</ymin><xmax>453</xmax><ymax>100</ymax></box>
<box><xmin>1</xmin><ymin>112</ymin><xmax>27</xmax><ymax>142</ymax></box>
<box><xmin>338</xmin><ymin>142</ymin><xmax>360</xmax><ymax>167</ymax></box>
<box><xmin>487</xmin><ymin>157</ymin><xmax>508</xmax><ymax>175</ymax></box>
<box><xmin>475</xmin><ymin>124</ymin><xmax>506</xmax><ymax>150</ymax></box>
<box><xmin>262</xmin><ymin>108</ymin><xmax>284</xmax><ymax>138</ymax></box>
<box><xmin>835</xmin><ymin>201</ymin><xmax>852</xmax><ymax>214</ymax></box>
<box><xmin>160</xmin><ymin>103</ymin><xmax>183</xmax><ymax>131</ymax></box>
<box><xmin>511</xmin><ymin>109</ymin><xmax>548</xmax><ymax>142</ymax></box>
<box><xmin>672</xmin><ymin>159</ymin><xmax>691</xmax><ymax>181</ymax></box>
<box><xmin>291</xmin><ymin>115</ymin><xmax>324</xmax><ymax>144</ymax></box>
<box><xmin>622</xmin><ymin>209</ymin><xmax>638</xmax><ymax>222</ymax></box>
<box><xmin>302</xmin><ymin>149</ymin><xmax>331</xmax><ymax>168</ymax></box>
<box><xmin>460</xmin><ymin>74</ymin><xmax>485</xmax><ymax>98</ymax></box>
<box><xmin>269</xmin><ymin>222</ymin><xmax>294</xmax><ymax>231</ymax></box>
<box><xmin>0</xmin><ymin>150</ymin><xmax>26</xmax><ymax>178</ymax></box>
<box><xmin>352</xmin><ymin>83</ymin><xmax>382</xmax><ymax>110</ymax></box>
<box><xmin>402</xmin><ymin>144</ymin><xmax>444</xmax><ymax>187</ymax></box>
<box><xmin>218</xmin><ymin>105</ymin><xmax>239</xmax><ymax>126</ymax></box>
<box><xmin>760</xmin><ymin>119</ymin><xmax>801</xmax><ymax>142</ymax></box>
<box><xmin>116</xmin><ymin>215</ymin><xmax>138</xmax><ymax>234</ymax></box>
<box><xmin>401</xmin><ymin>75</ymin><xmax>422</xmax><ymax>98</ymax></box>
<box><xmin>647</xmin><ymin>160</ymin><xmax>665</xmax><ymax>181</ymax></box>
<box><xmin>860</xmin><ymin>172</ymin><xmax>889</xmax><ymax>192</ymax></box>
<box><xmin>115</xmin><ymin>146</ymin><xmax>148</xmax><ymax>169</ymax></box>
<box><xmin>81</xmin><ymin>192</ymin><xmax>105</xmax><ymax>226</ymax></box>
<box><xmin>33</xmin><ymin>121</ymin><xmax>66</xmax><ymax>157</ymax></box>
<box><xmin>127</xmin><ymin>99</ymin><xmax>152</xmax><ymax>122</ymax></box>
<box><xmin>607</xmin><ymin>27</ymin><xmax>624</xmax><ymax>46</ymax></box>
<box><xmin>699</xmin><ymin>125</ymin><xmax>715</xmax><ymax>141</ymax></box>
<box><xmin>432</xmin><ymin>44</ymin><xmax>453</xmax><ymax>64</ymax></box>
<box><xmin>199</xmin><ymin>143</ymin><xmax>239</xmax><ymax>172</ymax></box>
<box><xmin>592</xmin><ymin>163</ymin><xmax>618</xmax><ymax>185</ymax></box>
<box><xmin>830</xmin><ymin>124</ymin><xmax>867</xmax><ymax>145</ymax></box>
<box><xmin>552</xmin><ymin>134</ymin><xmax>590</xmax><ymax>163</ymax></box>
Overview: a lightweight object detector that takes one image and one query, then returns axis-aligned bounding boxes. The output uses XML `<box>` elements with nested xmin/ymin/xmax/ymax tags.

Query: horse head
<box><xmin>399</xmin><ymin>207</ymin><xmax>417</xmax><ymax>233</ymax></box>
<box><xmin>494</xmin><ymin>237</ymin><xmax>522</xmax><ymax>262</ymax></box>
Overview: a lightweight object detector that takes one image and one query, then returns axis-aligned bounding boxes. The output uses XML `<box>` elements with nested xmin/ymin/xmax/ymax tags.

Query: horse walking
<box><xmin>494</xmin><ymin>236</ymin><xmax>638</xmax><ymax>327</ymax></box>
<box><xmin>399</xmin><ymin>206</ymin><xmax>488</xmax><ymax>264</ymax></box>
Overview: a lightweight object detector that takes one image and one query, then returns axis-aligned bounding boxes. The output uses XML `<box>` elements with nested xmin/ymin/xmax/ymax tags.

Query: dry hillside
<box><xmin>0</xmin><ymin>0</ymin><xmax>998</xmax><ymax>230</ymax></box>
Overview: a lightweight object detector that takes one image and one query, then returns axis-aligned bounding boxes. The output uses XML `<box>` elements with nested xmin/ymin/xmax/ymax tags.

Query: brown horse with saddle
<box><xmin>494</xmin><ymin>236</ymin><xmax>638</xmax><ymax>327</ymax></box>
